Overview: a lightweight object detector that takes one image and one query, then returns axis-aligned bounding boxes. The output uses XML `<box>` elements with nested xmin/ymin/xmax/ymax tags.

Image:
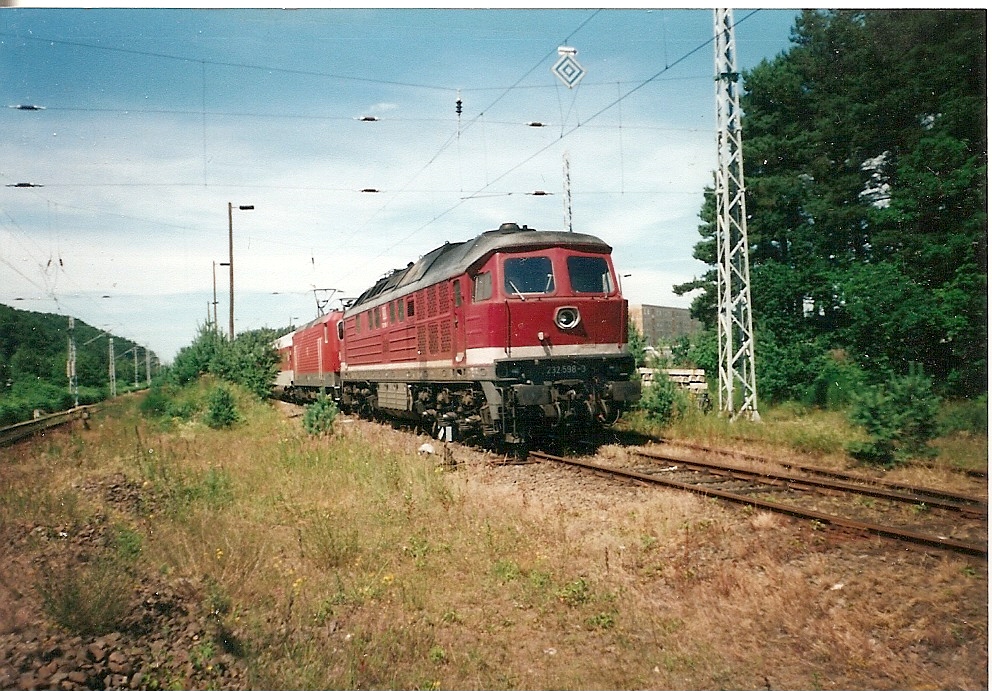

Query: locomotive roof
<box><xmin>347</xmin><ymin>223</ymin><xmax>612</xmax><ymax>313</ymax></box>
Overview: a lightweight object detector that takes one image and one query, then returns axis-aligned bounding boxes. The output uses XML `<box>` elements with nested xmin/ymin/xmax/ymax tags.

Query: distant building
<box><xmin>629</xmin><ymin>304</ymin><xmax>702</xmax><ymax>346</ymax></box>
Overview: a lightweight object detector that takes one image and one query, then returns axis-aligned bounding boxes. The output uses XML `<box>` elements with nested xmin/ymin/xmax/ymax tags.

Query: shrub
<box><xmin>139</xmin><ymin>382</ymin><xmax>175</xmax><ymax>417</ymax></box>
<box><xmin>0</xmin><ymin>379</ymin><xmax>74</xmax><ymax>425</ymax></box>
<box><xmin>204</xmin><ymin>385</ymin><xmax>240</xmax><ymax>429</ymax></box>
<box><xmin>639</xmin><ymin>371</ymin><xmax>691</xmax><ymax>426</ymax></box>
<box><xmin>303</xmin><ymin>394</ymin><xmax>339</xmax><ymax>436</ymax></box>
<box><xmin>221</xmin><ymin>329</ymin><xmax>280</xmax><ymax>399</ymax></box>
<box><xmin>846</xmin><ymin>372</ymin><xmax>941</xmax><ymax>466</ymax></box>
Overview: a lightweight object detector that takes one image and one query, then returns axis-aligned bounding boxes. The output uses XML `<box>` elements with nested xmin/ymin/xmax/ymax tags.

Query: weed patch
<box><xmin>556</xmin><ymin>577</ymin><xmax>592</xmax><ymax>607</ymax></box>
<box><xmin>37</xmin><ymin>554</ymin><xmax>136</xmax><ymax>636</ymax></box>
<box><xmin>302</xmin><ymin>512</ymin><xmax>361</xmax><ymax>568</ymax></box>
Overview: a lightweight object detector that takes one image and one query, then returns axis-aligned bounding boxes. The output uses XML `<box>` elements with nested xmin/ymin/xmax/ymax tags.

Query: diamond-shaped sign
<box><xmin>552</xmin><ymin>47</ymin><xmax>585</xmax><ymax>89</ymax></box>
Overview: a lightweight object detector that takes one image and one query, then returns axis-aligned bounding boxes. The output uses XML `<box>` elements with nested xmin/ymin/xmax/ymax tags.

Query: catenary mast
<box><xmin>714</xmin><ymin>8</ymin><xmax>759</xmax><ymax>421</ymax></box>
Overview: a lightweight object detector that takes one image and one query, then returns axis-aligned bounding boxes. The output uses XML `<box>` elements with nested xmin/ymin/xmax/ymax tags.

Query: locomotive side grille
<box><xmin>428</xmin><ymin>322</ymin><xmax>440</xmax><ymax>354</ymax></box>
<box><xmin>438</xmin><ymin>282</ymin><xmax>450</xmax><ymax>314</ymax></box>
<box><xmin>417</xmin><ymin>324</ymin><xmax>427</xmax><ymax>355</ymax></box>
<box><xmin>415</xmin><ymin>291</ymin><xmax>425</xmax><ymax>319</ymax></box>
<box><xmin>440</xmin><ymin>320</ymin><xmax>452</xmax><ymax>353</ymax></box>
<box><xmin>426</xmin><ymin>284</ymin><xmax>438</xmax><ymax>318</ymax></box>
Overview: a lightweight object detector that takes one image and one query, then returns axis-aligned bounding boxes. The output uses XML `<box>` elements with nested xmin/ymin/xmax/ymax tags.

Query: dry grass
<box><xmin>0</xmin><ymin>388</ymin><xmax>987</xmax><ymax>690</ymax></box>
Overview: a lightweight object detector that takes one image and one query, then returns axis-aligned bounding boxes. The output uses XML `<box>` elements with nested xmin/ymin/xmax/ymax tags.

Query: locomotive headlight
<box><xmin>554</xmin><ymin>306</ymin><xmax>581</xmax><ymax>330</ymax></box>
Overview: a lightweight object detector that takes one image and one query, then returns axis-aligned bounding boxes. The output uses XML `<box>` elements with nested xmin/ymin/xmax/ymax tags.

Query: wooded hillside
<box><xmin>0</xmin><ymin>304</ymin><xmax>150</xmax><ymax>424</ymax></box>
<box><xmin>677</xmin><ymin>9</ymin><xmax>987</xmax><ymax>402</ymax></box>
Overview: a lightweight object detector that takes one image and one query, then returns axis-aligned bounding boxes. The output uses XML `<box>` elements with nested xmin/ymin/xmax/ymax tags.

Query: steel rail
<box><xmin>530</xmin><ymin>450</ymin><xmax>988</xmax><ymax>559</ymax></box>
<box><xmin>664</xmin><ymin>439</ymin><xmax>988</xmax><ymax>487</ymax></box>
<box><xmin>635</xmin><ymin>447</ymin><xmax>988</xmax><ymax>516</ymax></box>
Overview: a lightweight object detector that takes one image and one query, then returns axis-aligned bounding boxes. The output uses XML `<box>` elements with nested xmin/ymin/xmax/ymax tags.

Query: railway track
<box><xmin>662</xmin><ymin>438</ymin><xmax>988</xmax><ymax>481</ymax></box>
<box><xmin>530</xmin><ymin>447</ymin><xmax>988</xmax><ymax>559</ymax></box>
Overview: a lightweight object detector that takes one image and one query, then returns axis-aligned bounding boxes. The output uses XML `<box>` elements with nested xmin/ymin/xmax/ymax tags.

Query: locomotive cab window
<box><xmin>567</xmin><ymin>256</ymin><xmax>614</xmax><ymax>294</ymax></box>
<box><xmin>473</xmin><ymin>272</ymin><xmax>492</xmax><ymax>302</ymax></box>
<box><xmin>504</xmin><ymin>256</ymin><xmax>554</xmax><ymax>296</ymax></box>
<box><xmin>337</xmin><ymin>320</ymin><xmax>344</xmax><ymax>340</ymax></box>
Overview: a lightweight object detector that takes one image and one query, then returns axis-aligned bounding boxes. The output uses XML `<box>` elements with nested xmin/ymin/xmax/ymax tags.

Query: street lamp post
<box><xmin>227</xmin><ymin>202</ymin><xmax>254</xmax><ymax>340</ymax></box>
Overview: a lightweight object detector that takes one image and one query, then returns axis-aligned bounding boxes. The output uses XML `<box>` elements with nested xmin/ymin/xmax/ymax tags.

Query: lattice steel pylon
<box><xmin>714</xmin><ymin>8</ymin><xmax>759</xmax><ymax>421</ymax></box>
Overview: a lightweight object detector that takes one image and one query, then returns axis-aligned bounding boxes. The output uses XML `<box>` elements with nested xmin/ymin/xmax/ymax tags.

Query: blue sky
<box><xmin>1</xmin><ymin>7</ymin><xmax>800</xmax><ymax>362</ymax></box>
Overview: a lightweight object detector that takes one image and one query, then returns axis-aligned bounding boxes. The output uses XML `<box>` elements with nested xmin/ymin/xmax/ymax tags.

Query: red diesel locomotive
<box><xmin>277</xmin><ymin>222</ymin><xmax>641</xmax><ymax>447</ymax></box>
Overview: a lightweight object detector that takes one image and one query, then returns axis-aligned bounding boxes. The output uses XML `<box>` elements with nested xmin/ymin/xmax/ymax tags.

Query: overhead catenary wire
<box><xmin>329</xmin><ymin>9</ymin><xmax>604</xmax><ymax>284</ymax></box>
<box><xmin>0</xmin><ymin>173</ymin><xmax>172</xmax><ymax>349</ymax></box>
<box><xmin>3</xmin><ymin>9</ymin><xmax>765</xmax><ymax>345</ymax></box>
<box><xmin>0</xmin><ymin>30</ymin><xmax>456</xmax><ymax>93</ymax></box>
<box><xmin>345</xmin><ymin>9</ymin><xmax>762</xmax><ymax>277</ymax></box>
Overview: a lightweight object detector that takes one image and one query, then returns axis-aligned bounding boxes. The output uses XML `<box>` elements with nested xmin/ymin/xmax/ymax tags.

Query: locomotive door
<box><xmin>451</xmin><ymin>278</ymin><xmax>466</xmax><ymax>366</ymax></box>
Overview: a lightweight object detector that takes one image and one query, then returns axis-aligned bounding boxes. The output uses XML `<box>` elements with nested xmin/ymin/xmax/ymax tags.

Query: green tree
<box><xmin>168</xmin><ymin>325</ymin><xmax>226</xmax><ymax>387</ymax></box>
<box><xmin>167</xmin><ymin>325</ymin><xmax>283</xmax><ymax>400</ymax></box>
<box><xmin>678</xmin><ymin>10</ymin><xmax>987</xmax><ymax>399</ymax></box>
<box><xmin>213</xmin><ymin>328</ymin><xmax>281</xmax><ymax>399</ymax></box>
<box><xmin>639</xmin><ymin>372</ymin><xmax>691</xmax><ymax>426</ymax></box>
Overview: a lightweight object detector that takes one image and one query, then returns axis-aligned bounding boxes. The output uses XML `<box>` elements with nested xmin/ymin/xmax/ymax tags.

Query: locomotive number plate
<box><xmin>496</xmin><ymin>356</ymin><xmax>635</xmax><ymax>383</ymax></box>
<box><xmin>543</xmin><ymin>362</ymin><xmax>588</xmax><ymax>379</ymax></box>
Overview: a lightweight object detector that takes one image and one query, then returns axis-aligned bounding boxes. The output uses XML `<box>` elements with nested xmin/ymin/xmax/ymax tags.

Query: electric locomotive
<box><xmin>338</xmin><ymin>222</ymin><xmax>640</xmax><ymax>446</ymax></box>
<box><xmin>273</xmin><ymin>309</ymin><xmax>344</xmax><ymax>404</ymax></box>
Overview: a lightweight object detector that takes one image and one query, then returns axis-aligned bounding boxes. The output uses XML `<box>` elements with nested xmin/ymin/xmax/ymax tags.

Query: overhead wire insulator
<box><xmin>455</xmin><ymin>89</ymin><xmax>463</xmax><ymax>142</ymax></box>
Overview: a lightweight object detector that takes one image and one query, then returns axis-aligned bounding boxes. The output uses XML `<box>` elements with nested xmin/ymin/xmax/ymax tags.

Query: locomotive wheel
<box><xmin>599</xmin><ymin>402</ymin><xmax>622</xmax><ymax>426</ymax></box>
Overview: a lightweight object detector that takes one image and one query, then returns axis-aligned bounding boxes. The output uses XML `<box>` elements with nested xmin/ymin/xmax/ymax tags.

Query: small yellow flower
<box><xmin>215</xmin><ymin>548</ymin><xmax>224</xmax><ymax>560</ymax></box>
<box><xmin>382</xmin><ymin>573</ymin><xmax>395</xmax><ymax>585</ymax></box>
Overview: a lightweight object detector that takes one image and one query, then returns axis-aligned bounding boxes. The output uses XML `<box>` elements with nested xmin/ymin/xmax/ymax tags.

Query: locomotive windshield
<box><xmin>566</xmin><ymin>256</ymin><xmax>614</xmax><ymax>294</ymax></box>
<box><xmin>504</xmin><ymin>256</ymin><xmax>555</xmax><ymax>296</ymax></box>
